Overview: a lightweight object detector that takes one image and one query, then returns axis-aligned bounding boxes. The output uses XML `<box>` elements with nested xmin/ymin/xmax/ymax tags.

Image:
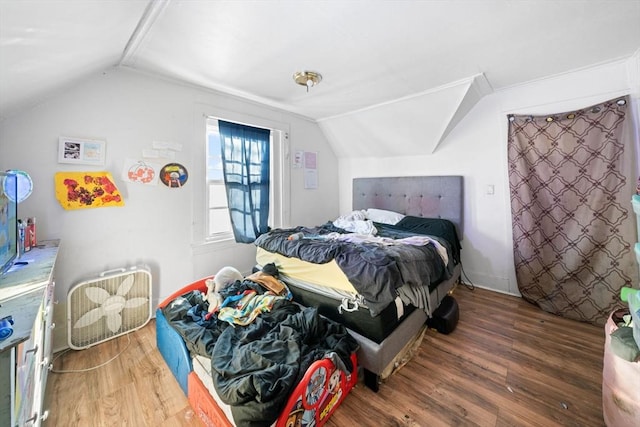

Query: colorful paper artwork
<box><xmin>54</xmin><ymin>172</ymin><xmax>124</xmax><ymax>210</ymax></box>
<box><xmin>122</xmin><ymin>158</ymin><xmax>161</xmax><ymax>185</ymax></box>
<box><xmin>159</xmin><ymin>163</ymin><xmax>188</xmax><ymax>188</ymax></box>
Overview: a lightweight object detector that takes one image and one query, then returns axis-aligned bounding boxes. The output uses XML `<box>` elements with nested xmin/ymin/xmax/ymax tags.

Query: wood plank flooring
<box><xmin>44</xmin><ymin>286</ymin><xmax>606</xmax><ymax>426</ymax></box>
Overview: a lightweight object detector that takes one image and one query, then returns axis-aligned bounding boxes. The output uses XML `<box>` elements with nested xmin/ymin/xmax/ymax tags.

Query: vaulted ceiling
<box><xmin>1</xmin><ymin>0</ymin><xmax>639</xmax><ymax>156</ymax></box>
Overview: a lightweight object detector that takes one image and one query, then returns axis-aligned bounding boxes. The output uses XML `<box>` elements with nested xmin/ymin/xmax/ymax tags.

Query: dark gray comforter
<box><xmin>162</xmin><ymin>280</ymin><xmax>358</xmax><ymax>427</ymax></box>
<box><xmin>254</xmin><ymin>221</ymin><xmax>457</xmax><ymax>316</ymax></box>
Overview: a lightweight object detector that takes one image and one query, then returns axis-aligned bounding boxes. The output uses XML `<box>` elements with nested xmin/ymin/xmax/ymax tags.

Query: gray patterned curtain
<box><xmin>508</xmin><ymin>96</ymin><xmax>635</xmax><ymax>326</ymax></box>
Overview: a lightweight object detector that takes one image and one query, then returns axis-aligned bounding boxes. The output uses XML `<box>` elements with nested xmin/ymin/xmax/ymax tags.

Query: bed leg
<box><xmin>363</xmin><ymin>369</ymin><xmax>380</xmax><ymax>392</ymax></box>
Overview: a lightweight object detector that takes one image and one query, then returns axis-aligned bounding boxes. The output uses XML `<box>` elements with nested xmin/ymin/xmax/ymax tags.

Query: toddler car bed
<box><xmin>156</xmin><ymin>275</ymin><xmax>359</xmax><ymax>427</ymax></box>
<box><xmin>254</xmin><ymin>175</ymin><xmax>463</xmax><ymax>391</ymax></box>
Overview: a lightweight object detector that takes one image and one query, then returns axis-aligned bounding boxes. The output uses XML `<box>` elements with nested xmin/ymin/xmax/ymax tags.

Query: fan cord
<box><xmin>458</xmin><ymin>260</ymin><xmax>475</xmax><ymax>291</ymax></box>
<box><xmin>50</xmin><ymin>333</ymin><xmax>131</xmax><ymax>374</ymax></box>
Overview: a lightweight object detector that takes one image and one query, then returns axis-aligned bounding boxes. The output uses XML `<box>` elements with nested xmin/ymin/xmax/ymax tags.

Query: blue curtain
<box><xmin>218</xmin><ymin>120</ymin><xmax>271</xmax><ymax>243</ymax></box>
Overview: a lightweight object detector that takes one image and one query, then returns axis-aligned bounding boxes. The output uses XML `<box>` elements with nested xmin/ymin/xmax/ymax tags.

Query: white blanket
<box><xmin>332</xmin><ymin>210</ymin><xmax>377</xmax><ymax>235</ymax></box>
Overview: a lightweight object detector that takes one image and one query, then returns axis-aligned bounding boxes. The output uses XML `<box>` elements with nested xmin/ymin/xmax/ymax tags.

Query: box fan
<box><xmin>67</xmin><ymin>266</ymin><xmax>152</xmax><ymax>350</ymax></box>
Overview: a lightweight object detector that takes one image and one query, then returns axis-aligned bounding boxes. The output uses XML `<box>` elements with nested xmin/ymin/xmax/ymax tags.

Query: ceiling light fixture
<box><xmin>293</xmin><ymin>71</ymin><xmax>322</xmax><ymax>92</ymax></box>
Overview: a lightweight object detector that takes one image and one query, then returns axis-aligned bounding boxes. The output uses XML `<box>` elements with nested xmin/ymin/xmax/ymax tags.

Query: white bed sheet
<box><xmin>192</xmin><ymin>355</ymin><xmax>236</xmax><ymax>426</ymax></box>
<box><xmin>191</xmin><ymin>355</ymin><xmax>277</xmax><ymax>427</ymax></box>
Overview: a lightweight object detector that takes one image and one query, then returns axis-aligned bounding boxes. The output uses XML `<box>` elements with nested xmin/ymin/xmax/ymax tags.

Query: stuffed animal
<box><xmin>206</xmin><ymin>266</ymin><xmax>243</xmax><ymax>313</ymax></box>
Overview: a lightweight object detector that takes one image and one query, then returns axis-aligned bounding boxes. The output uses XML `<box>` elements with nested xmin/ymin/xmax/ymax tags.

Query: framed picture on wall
<box><xmin>58</xmin><ymin>136</ymin><xmax>107</xmax><ymax>166</ymax></box>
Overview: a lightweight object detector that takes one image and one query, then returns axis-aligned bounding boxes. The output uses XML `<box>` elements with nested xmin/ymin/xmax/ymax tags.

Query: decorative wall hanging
<box><xmin>122</xmin><ymin>159</ymin><xmax>161</xmax><ymax>185</ymax></box>
<box><xmin>507</xmin><ymin>96</ymin><xmax>634</xmax><ymax>326</ymax></box>
<box><xmin>58</xmin><ymin>136</ymin><xmax>106</xmax><ymax>166</ymax></box>
<box><xmin>159</xmin><ymin>163</ymin><xmax>188</xmax><ymax>188</ymax></box>
<box><xmin>54</xmin><ymin>171</ymin><xmax>124</xmax><ymax>210</ymax></box>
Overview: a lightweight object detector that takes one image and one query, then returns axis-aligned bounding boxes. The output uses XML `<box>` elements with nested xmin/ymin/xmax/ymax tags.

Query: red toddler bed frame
<box><xmin>156</xmin><ymin>277</ymin><xmax>358</xmax><ymax>426</ymax></box>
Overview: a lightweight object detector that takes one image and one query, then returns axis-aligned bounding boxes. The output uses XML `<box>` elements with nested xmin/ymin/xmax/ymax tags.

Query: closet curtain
<box><xmin>218</xmin><ymin>120</ymin><xmax>271</xmax><ymax>243</ymax></box>
<box><xmin>507</xmin><ymin>96</ymin><xmax>635</xmax><ymax>326</ymax></box>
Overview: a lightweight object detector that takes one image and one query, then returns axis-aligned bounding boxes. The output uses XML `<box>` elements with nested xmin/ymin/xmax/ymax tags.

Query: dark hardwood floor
<box><xmin>45</xmin><ymin>285</ymin><xmax>606</xmax><ymax>426</ymax></box>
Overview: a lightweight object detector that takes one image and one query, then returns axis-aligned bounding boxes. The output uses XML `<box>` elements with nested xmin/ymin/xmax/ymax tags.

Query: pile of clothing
<box><xmin>162</xmin><ymin>264</ymin><xmax>359</xmax><ymax>426</ymax></box>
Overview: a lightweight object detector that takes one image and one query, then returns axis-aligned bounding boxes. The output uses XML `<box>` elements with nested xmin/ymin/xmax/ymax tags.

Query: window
<box><xmin>204</xmin><ymin>116</ymin><xmax>289</xmax><ymax>243</ymax></box>
<box><xmin>206</xmin><ymin>122</ymin><xmax>232</xmax><ymax>237</ymax></box>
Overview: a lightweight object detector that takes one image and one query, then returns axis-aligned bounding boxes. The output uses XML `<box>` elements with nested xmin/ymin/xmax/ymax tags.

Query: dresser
<box><xmin>0</xmin><ymin>240</ymin><xmax>59</xmax><ymax>427</ymax></box>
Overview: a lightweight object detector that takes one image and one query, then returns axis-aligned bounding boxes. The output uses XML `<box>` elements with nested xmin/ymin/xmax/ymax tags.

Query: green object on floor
<box><xmin>620</xmin><ymin>287</ymin><xmax>640</xmax><ymax>349</ymax></box>
<box><xmin>610</xmin><ymin>326</ymin><xmax>640</xmax><ymax>362</ymax></box>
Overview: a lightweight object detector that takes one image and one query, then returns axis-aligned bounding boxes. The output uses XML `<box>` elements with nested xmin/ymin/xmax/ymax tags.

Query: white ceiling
<box><xmin>1</xmin><ymin>0</ymin><xmax>639</xmax><ymax>125</ymax></box>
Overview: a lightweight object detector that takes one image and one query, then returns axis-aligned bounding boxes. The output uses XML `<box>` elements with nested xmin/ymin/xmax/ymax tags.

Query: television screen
<box><xmin>0</xmin><ymin>171</ymin><xmax>18</xmax><ymax>276</ymax></box>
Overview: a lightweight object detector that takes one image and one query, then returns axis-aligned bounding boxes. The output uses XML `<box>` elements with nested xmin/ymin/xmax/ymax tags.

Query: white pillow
<box><xmin>365</xmin><ymin>208</ymin><xmax>405</xmax><ymax>225</ymax></box>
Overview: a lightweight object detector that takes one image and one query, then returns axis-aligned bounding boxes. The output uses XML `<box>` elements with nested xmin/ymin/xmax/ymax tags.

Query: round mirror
<box><xmin>4</xmin><ymin>170</ymin><xmax>33</xmax><ymax>203</ymax></box>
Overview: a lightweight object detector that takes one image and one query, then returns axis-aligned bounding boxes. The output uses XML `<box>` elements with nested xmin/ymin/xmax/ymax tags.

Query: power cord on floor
<box><xmin>459</xmin><ymin>261</ymin><xmax>475</xmax><ymax>291</ymax></box>
<box><xmin>50</xmin><ymin>333</ymin><xmax>131</xmax><ymax>374</ymax></box>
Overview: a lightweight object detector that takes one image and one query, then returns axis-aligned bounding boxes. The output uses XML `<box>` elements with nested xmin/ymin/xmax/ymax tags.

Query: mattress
<box><xmin>192</xmin><ymin>355</ymin><xmax>236</xmax><ymax>424</ymax></box>
<box><xmin>255</xmin><ymin>220</ymin><xmax>461</xmax><ymax>343</ymax></box>
<box><xmin>285</xmin><ymin>272</ymin><xmax>412</xmax><ymax>343</ymax></box>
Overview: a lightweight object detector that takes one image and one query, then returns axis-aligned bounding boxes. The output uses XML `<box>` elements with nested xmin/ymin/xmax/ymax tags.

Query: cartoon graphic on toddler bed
<box><xmin>279</xmin><ymin>358</ymin><xmax>352</xmax><ymax>427</ymax></box>
<box><xmin>305</xmin><ymin>365</ymin><xmax>326</xmax><ymax>406</ymax></box>
<box><xmin>318</xmin><ymin>370</ymin><xmax>343</xmax><ymax>420</ymax></box>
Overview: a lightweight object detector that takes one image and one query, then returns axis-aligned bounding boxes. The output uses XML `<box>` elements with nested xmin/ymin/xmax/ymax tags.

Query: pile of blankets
<box><xmin>162</xmin><ymin>271</ymin><xmax>359</xmax><ymax>426</ymax></box>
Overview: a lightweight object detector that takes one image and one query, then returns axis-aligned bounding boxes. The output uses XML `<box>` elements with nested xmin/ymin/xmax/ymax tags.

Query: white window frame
<box><xmin>205</xmin><ymin>119</ymin><xmax>234</xmax><ymax>240</ymax></box>
<box><xmin>192</xmin><ymin>105</ymin><xmax>291</xmax><ymax>250</ymax></box>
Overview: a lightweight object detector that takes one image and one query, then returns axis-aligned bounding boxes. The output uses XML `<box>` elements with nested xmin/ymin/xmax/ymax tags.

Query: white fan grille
<box><xmin>67</xmin><ymin>268</ymin><xmax>152</xmax><ymax>350</ymax></box>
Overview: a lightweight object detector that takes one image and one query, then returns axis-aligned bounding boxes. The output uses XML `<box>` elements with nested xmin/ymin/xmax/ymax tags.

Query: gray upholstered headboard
<box><xmin>352</xmin><ymin>175</ymin><xmax>464</xmax><ymax>238</ymax></box>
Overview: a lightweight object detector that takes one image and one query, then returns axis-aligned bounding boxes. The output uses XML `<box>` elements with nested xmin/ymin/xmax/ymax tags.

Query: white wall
<box><xmin>339</xmin><ymin>57</ymin><xmax>640</xmax><ymax>296</ymax></box>
<box><xmin>0</xmin><ymin>68</ymin><xmax>340</xmax><ymax>351</ymax></box>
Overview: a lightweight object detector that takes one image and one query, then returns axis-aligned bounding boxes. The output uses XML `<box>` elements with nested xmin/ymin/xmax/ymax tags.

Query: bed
<box><xmin>156</xmin><ymin>275</ymin><xmax>359</xmax><ymax>427</ymax></box>
<box><xmin>254</xmin><ymin>175</ymin><xmax>463</xmax><ymax>391</ymax></box>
